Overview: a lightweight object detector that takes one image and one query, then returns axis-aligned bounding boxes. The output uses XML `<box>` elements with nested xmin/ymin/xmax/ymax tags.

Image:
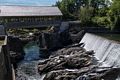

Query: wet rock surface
<box><xmin>8</xmin><ymin>36</ymin><xmax>25</xmax><ymax>68</ymax></box>
<box><xmin>70</xmin><ymin>30</ymin><xmax>85</xmax><ymax>43</ymax></box>
<box><xmin>8</xmin><ymin>34</ymin><xmax>37</xmax><ymax>68</ymax></box>
<box><xmin>38</xmin><ymin>44</ymin><xmax>120</xmax><ymax>80</ymax></box>
<box><xmin>38</xmin><ymin>30</ymin><xmax>85</xmax><ymax>52</ymax></box>
<box><xmin>43</xmin><ymin>67</ymin><xmax>90</xmax><ymax>80</ymax></box>
<box><xmin>38</xmin><ymin>45</ymin><xmax>93</xmax><ymax>79</ymax></box>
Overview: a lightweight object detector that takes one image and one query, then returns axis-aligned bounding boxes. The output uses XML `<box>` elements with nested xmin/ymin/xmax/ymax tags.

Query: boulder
<box><xmin>38</xmin><ymin>46</ymin><xmax>94</xmax><ymax>75</ymax></box>
<box><xmin>70</xmin><ymin>30</ymin><xmax>85</xmax><ymax>43</ymax></box>
<box><xmin>43</xmin><ymin>67</ymin><xmax>90</xmax><ymax>80</ymax></box>
<box><xmin>8</xmin><ymin>36</ymin><xmax>25</xmax><ymax>68</ymax></box>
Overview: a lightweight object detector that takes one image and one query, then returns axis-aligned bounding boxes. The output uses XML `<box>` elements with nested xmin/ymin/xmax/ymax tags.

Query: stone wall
<box><xmin>0</xmin><ymin>36</ymin><xmax>13</xmax><ymax>80</ymax></box>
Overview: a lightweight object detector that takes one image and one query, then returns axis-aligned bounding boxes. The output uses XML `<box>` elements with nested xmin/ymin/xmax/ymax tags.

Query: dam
<box><xmin>0</xmin><ymin>4</ymin><xmax>120</xmax><ymax>80</ymax></box>
<box><xmin>80</xmin><ymin>33</ymin><xmax>120</xmax><ymax>68</ymax></box>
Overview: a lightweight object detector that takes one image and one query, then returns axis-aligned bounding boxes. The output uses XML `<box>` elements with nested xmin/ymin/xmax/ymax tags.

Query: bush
<box><xmin>79</xmin><ymin>7</ymin><xmax>94</xmax><ymax>24</ymax></box>
<box><xmin>92</xmin><ymin>16</ymin><xmax>111</xmax><ymax>28</ymax></box>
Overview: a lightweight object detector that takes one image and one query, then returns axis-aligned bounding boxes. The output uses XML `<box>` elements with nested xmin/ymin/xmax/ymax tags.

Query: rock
<box><xmin>50</xmin><ymin>46</ymin><xmax>86</xmax><ymax>58</ymax></box>
<box><xmin>85</xmin><ymin>50</ymin><xmax>94</xmax><ymax>56</ymax></box>
<box><xmin>10</xmin><ymin>51</ymin><xmax>24</xmax><ymax>61</ymax></box>
<box><xmin>39</xmin><ymin>48</ymin><xmax>50</xmax><ymax>58</ymax></box>
<box><xmin>59</xmin><ymin>30</ymin><xmax>73</xmax><ymax>46</ymax></box>
<box><xmin>38</xmin><ymin>46</ymin><xmax>94</xmax><ymax>75</ymax></box>
<box><xmin>8</xmin><ymin>36</ymin><xmax>25</xmax><ymax>54</ymax></box>
<box><xmin>8</xmin><ymin>36</ymin><xmax>25</xmax><ymax>68</ymax></box>
<box><xmin>75</xmin><ymin>67</ymin><xmax>120</xmax><ymax>80</ymax></box>
<box><xmin>44</xmin><ymin>32</ymin><xmax>63</xmax><ymax>51</ymax></box>
<box><xmin>38</xmin><ymin>32</ymin><xmax>63</xmax><ymax>51</ymax></box>
<box><xmin>38</xmin><ymin>30</ymin><xmax>85</xmax><ymax>52</ymax></box>
<box><xmin>100</xmin><ymin>68</ymin><xmax>120</xmax><ymax>80</ymax></box>
<box><xmin>8</xmin><ymin>34</ymin><xmax>39</xmax><ymax>65</ymax></box>
<box><xmin>43</xmin><ymin>67</ymin><xmax>90</xmax><ymax>80</ymax></box>
<box><xmin>65</xmin><ymin>43</ymin><xmax>85</xmax><ymax>48</ymax></box>
<box><xmin>70</xmin><ymin>30</ymin><xmax>85</xmax><ymax>43</ymax></box>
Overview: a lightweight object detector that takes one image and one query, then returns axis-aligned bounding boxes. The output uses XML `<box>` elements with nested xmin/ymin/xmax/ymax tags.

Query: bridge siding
<box><xmin>0</xmin><ymin>16</ymin><xmax>62</xmax><ymax>28</ymax></box>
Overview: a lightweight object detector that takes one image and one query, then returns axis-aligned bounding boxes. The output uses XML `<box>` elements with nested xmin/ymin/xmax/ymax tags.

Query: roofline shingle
<box><xmin>0</xmin><ymin>5</ymin><xmax>63</xmax><ymax>17</ymax></box>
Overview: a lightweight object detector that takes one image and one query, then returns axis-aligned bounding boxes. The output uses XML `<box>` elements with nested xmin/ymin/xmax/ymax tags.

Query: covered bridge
<box><xmin>0</xmin><ymin>5</ymin><xmax>62</xmax><ymax>28</ymax></box>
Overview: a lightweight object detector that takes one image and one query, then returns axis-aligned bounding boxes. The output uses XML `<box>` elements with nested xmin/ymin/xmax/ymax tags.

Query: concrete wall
<box><xmin>0</xmin><ymin>36</ymin><xmax>13</xmax><ymax>80</ymax></box>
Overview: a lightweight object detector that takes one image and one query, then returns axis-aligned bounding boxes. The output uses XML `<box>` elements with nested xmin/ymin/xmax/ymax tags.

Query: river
<box><xmin>15</xmin><ymin>33</ymin><xmax>120</xmax><ymax>80</ymax></box>
<box><xmin>16</xmin><ymin>41</ymin><xmax>45</xmax><ymax>80</ymax></box>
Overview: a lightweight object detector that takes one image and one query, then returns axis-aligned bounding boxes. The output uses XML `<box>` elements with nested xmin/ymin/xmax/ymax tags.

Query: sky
<box><xmin>0</xmin><ymin>0</ymin><xmax>61</xmax><ymax>6</ymax></box>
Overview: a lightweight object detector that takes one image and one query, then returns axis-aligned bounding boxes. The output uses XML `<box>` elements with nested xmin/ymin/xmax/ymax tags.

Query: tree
<box><xmin>108</xmin><ymin>0</ymin><xmax>120</xmax><ymax>30</ymax></box>
<box><xmin>55</xmin><ymin>0</ymin><xmax>77</xmax><ymax>20</ymax></box>
<box><xmin>79</xmin><ymin>6</ymin><xmax>94</xmax><ymax>26</ymax></box>
<box><xmin>55</xmin><ymin>0</ymin><xmax>120</xmax><ymax>31</ymax></box>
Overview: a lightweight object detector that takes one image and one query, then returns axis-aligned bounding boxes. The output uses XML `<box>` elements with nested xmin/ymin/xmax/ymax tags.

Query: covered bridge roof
<box><xmin>0</xmin><ymin>5</ymin><xmax>62</xmax><ymax>17</ymax></box>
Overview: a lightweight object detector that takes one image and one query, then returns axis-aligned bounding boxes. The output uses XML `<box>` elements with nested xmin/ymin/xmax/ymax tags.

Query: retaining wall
<box><xmin>0</xmin><ymin>36</ymin><xmax>13</xmax><ymax>80</ymax></box>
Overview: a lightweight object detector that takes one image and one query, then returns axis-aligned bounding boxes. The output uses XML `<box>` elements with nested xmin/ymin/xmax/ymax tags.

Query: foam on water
<box><xmin>80</xmin><ymin>33</ymin><xmax>120</xmax><ymax>79</ymax></box>
<box><xmin>16</xmin><ymin>41</ymin><xmax>45</xmax><ymax>80</ymax></box>
<box><xmin>80</xmin><ymin>33</ymin><xmax>120</xmax><ymax>67</ymax></box>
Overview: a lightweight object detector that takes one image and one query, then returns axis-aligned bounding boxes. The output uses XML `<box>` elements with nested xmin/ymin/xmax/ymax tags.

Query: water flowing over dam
<box><xmin>80</xmin><ymin>33</ymin><xmax>120</xmax><ymax>67</ymax></box>
<box><xmin>80</xmin><ymin>33</ymin><xmax>120</xmax><ymax>79</ymax></box>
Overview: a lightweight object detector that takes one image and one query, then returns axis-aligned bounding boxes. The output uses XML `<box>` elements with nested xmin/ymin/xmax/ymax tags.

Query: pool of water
<box><xmin>16</xmin><ymin>41</ymin><xmax>44</xmax><ymax>80</ymax></box>
<box><xmin>23</xmin><ymin>42</ymin><xmax>40</xmax><ymax>61</ymax></box>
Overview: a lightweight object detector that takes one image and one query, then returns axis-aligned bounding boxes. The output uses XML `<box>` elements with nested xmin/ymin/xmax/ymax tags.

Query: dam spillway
<box><xmin>80</xmin><ymin>33</ymin><xmax>120</xmax><ymax>68</ymax></box>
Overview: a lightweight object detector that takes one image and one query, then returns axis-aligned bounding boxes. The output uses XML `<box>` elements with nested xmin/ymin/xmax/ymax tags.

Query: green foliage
<box><xmin>55</xmin><ymin>0</ymin><xmax>120</xmax><ymax>30</ymax></box>
<box><xmin>106</xmin><ymin>0</ymin><xmax>120</xmax><ymax>30</ymax></box>
<box><xmin>56</xmin><ymin>0</ymin><xmax>76</xmax><ymax>20</ymax></box>
<box><xmin>79</xmin><ymin>7</ymin><xmax>94</xmax><ymax>24</ymax></box>
<box><xmin>110</xmin><ymin>0</ymin><xmax>120</xmax><ymax>15</ymax></box>
<box><xmin>92</xmin><ymin>16</ymin><xmax>110</xmax><ymax>27</ymax></box>
<box><xmin>98</xmin><ymin>7</ymin><xmax>109</xmax><ymax>16</ymax></box>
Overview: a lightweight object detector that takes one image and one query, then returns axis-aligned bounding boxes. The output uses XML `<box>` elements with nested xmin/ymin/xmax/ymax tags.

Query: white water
<box><xmin>16</xmin><ymin>42</ymin><xmax>45</xmax><ymax>80</ymax></box>
<box><xmin>80</xmin><ymin>33</ymin><xmax>120</xmax><ymax>79</ymax></box>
